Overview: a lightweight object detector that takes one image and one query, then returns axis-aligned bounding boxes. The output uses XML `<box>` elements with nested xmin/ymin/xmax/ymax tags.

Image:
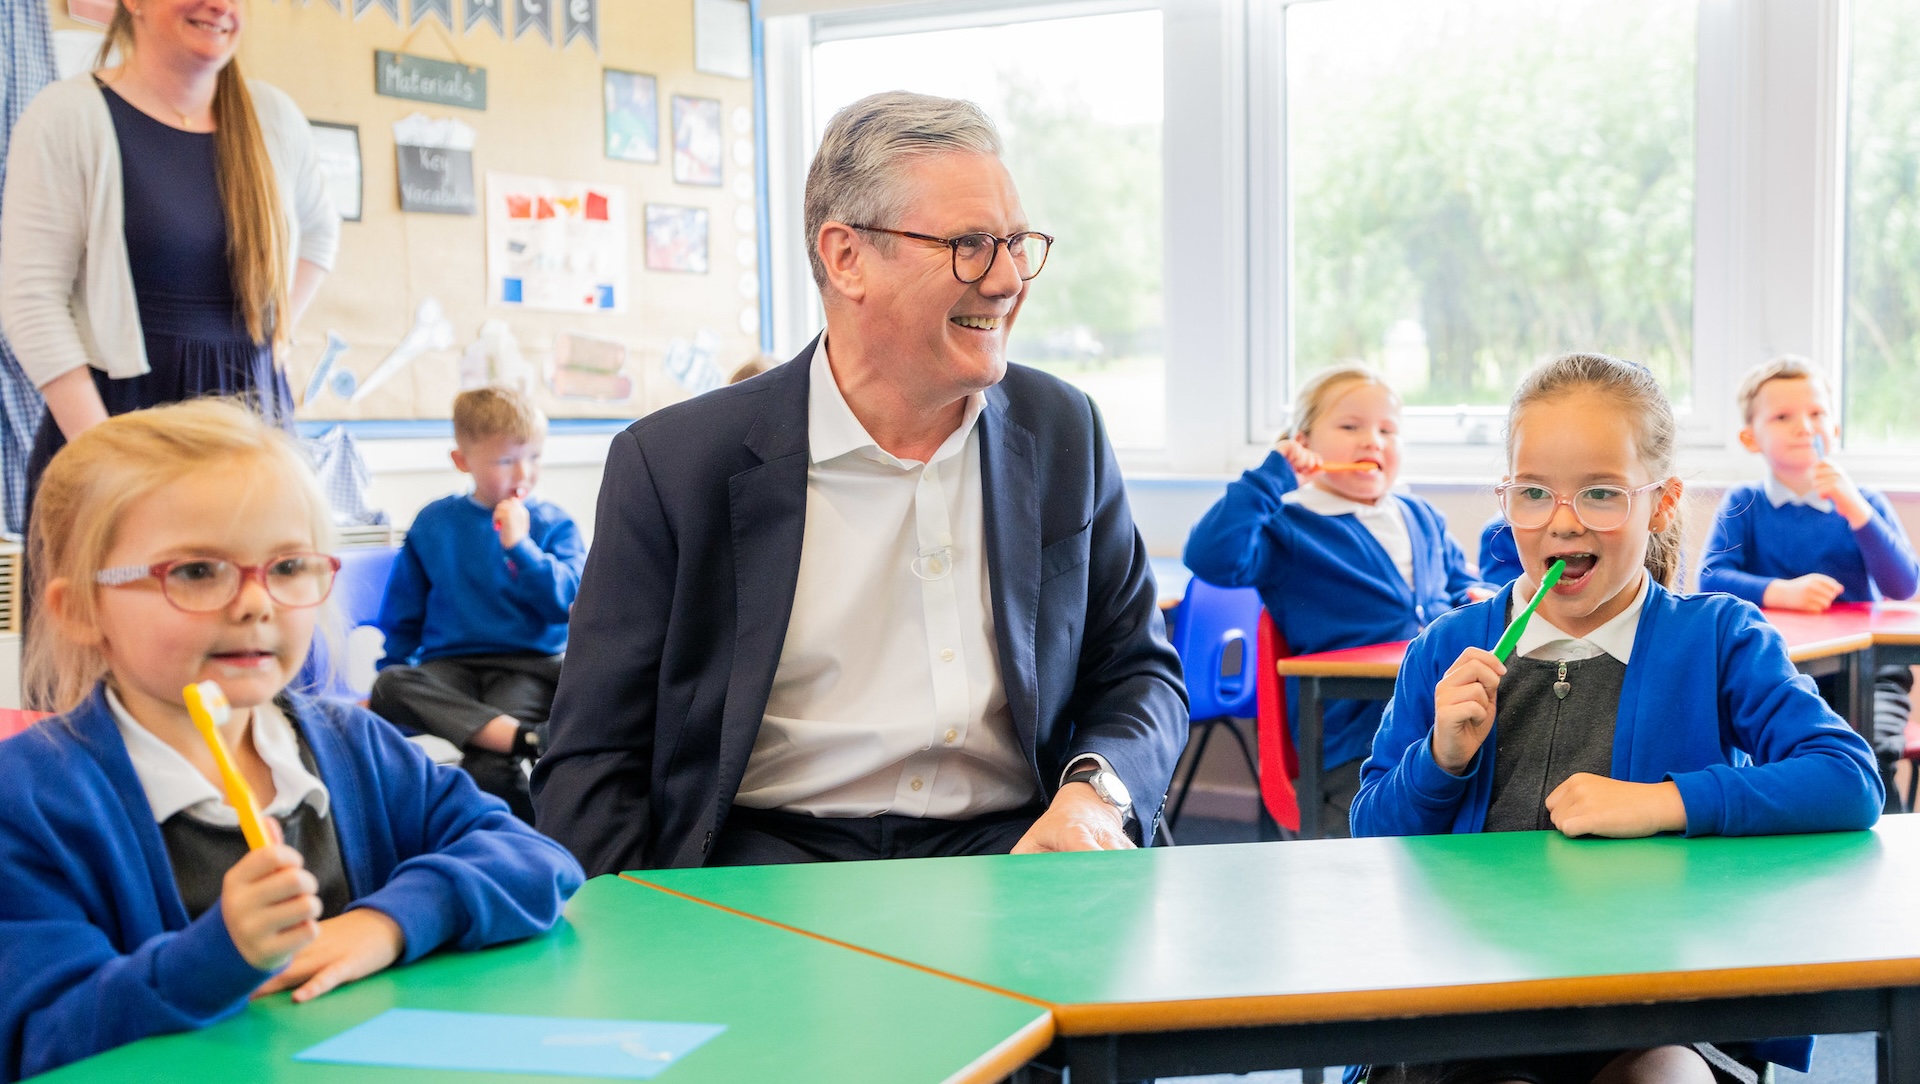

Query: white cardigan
<box><xmin>0</xmin><ymin>74</ymin><xmax>340</xmax><ymax>385</ymax></box>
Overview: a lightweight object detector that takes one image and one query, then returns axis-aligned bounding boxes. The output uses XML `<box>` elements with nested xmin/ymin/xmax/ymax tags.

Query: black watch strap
<box><xmin>510</xmin><ymin>725</ymin><xmax>542</xmax><ymax>761</ymax></box>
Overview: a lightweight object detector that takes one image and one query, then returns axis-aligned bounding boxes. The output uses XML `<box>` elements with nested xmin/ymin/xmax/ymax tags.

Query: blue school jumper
<box><xmin>1351</xmin><ymin>580</ymin><xmax>1880</xmax><ymax>1074</ymax></box>
<box><xmin>0</xmin><ymin>687</ymin><xmax>585</xmax><ymax>1081</ymax></box>
<box><xmin>1477</xmin><ymin>516</ymin><xmax>1523</xmax><ymax>587</ymax></box>
<box><xmin>1184</xmin><ymin>452</ymin><xmax>1483</xmax><ymax>772</ymax></box>
<box><xmin>1699</xmin><ymin>482</ymin><xmax>1919</xmax><ymax>605</ymax></box>
<box><xmin>377</xmin><ymin>493</ymin><xmax>585</xmax><ymax>667</ymax></box>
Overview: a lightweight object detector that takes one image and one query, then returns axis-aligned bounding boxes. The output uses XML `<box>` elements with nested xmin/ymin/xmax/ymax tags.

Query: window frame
<box><xmin>767</xmin><ymin>0</ymin><xmax>1888</xmax><ymax>487</ymax></box>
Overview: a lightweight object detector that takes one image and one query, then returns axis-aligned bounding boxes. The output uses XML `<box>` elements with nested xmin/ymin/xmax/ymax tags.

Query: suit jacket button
<box><xmin>702</xmin><ymin>831</ymin><xmax>713</xmax><ymax>852</ymax></box>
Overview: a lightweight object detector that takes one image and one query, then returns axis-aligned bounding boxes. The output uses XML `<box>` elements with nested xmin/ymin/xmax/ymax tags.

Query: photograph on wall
<box><xmin>671</xmin><ymin>95</ymin><xmax>723</xmax><ymax>187</ymax></box>
<box><xmin>309</xmin><ymin>121</ymin><xmax>364</xmax><ymax>222</ymax></box>
<box><xmin>645</xmin><ymin>204</ymin><xmax>710</xmax><ymax>273</ymax></box>
<box><xmin>486</xmin><ymin>172</ymin><xmax>630</xmax><ymax>313</ymax></box>
<box><xmin>603</xmin><ymin>69</ymin><xmax>659</xmax><ymax>163</ymax></box>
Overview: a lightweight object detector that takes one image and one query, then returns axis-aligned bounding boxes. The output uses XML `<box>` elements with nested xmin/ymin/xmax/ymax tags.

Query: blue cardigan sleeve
<box><xmin>2</xmin><ymin>879</ymin><xmax>271</xmax><ymax>1080</ymax></box>
<box><xmin>1350</xmin><ymin>623</ymin><xmax>1483</xmax><ymax>837</ymax></box>
<box><xmin>1477</xmin><ymin>518</ymin><xmax>1523</xmax><ymax>587</ymax></box>
<box><xmin>1856</xmin><ymin>490</ymin><xmax>1920</xmax><ymax>601</ymax></box>
<box><xmin>1666</xmin><ymin>608</ymin><xmax>1883</xmax><ymax>836</ymax></box>
<box><xmin>1182</xmin><ymin>451</ymin><xmax>1302</xmax><ymax>588</ymax></box>
<box><xmin>503</xmin><ymin>512</ymin><xmax>586</xmax><ymax>625</ymax></box>
<box><xmin>342</xmin><ymin>711</ymin><xmax>583</xmax><ymax>961</ymax></box>
<box><xmin>374</xmin><ymin>538</ymin><xmax>429</xmax><ymax>669</ymax></box>
<box><xmin>1697</xmin><ymin>489</ymin><xmax>1772</xmax><ymax>606</ymax></box>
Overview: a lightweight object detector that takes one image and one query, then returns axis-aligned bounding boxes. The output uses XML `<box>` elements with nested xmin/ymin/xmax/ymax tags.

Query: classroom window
<box><xmin>809</xmin><ymin>9</ymin><xmax>1167</xmax><ymax>449</ymax></box>
<box><xmin>1280</xmin><ymin>0</ymin><xmax>1698</xmax><ymax>421</ymax></box>
<box><xmin>1845</xmin><ymin>0</ymin><xmax>1920</xmax><ymax>451</ymax></box>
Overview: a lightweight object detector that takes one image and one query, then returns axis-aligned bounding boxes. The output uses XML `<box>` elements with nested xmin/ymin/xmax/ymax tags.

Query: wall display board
<box><xmin>47</xmin><ymin>0</ymin><xmax>759</xmax><ymax>422</ymax></box>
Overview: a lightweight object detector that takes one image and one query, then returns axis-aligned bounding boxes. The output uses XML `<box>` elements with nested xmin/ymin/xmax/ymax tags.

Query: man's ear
<box><xmin>818</xmin><ymin>222</ymin><xmax>866</xmax><ymax>302</ymax></box>
<box><xmin>1649</xmin><ymin>477</ymin><xmax>1686</xmax><ymax>533</ymax></box>
<box><xmin>1737</xmin><ymin>425</ymin><xmax>1761</xmax><ymax>455</ymax></box>
<box><xmin>43</xmin><ymin>577</ymin><xmax>104</xmax><ymax>649</ymax></box>
<box><xmin>449</xmin><ymin>447</ymin><xmax>469</xmax><ymax>473</ymax></box>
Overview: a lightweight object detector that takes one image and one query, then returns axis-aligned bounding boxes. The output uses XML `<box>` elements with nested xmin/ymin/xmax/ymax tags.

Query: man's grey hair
<box><xmin>804</xmin><ymin>91</ymin><xmax>1003</xmax><ymax>291</ymax></box>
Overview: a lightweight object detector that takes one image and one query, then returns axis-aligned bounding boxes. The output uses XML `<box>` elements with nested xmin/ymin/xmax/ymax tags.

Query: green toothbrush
<box><xmin>1493</xmin><ymin>559</ymin><xmax>1567</xmax><ymax>662</ymax></box>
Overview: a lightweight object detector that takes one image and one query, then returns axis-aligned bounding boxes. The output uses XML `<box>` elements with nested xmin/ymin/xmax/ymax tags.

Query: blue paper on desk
<box><xmin>295</xmin><ymin>1008</ymin><xmax>725</xmax><ymax>1078</ymax></box>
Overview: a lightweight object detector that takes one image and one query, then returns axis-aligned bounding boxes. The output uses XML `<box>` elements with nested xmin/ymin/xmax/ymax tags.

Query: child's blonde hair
<box><xmin>1735</xmin><ymin>354</ymin><xmax>1827</xmax><ymax>425</ymax></box>
<box><xmin>453</xmin><ymin>385</ymin><xmax>546</xmax><ymax>446</ymax></box>
<box><xmin>1507</xmin><ymin>353</ymin><xmax>1685</xmax><ymax>590</ymax></box>
<box><xmin>1286</xmin><ymin>364</ymin><xmax>1400</xmax><ymax>440</ymax></box>
<box><xmin>26</xmin><ymin>399</ymin><xmax>339</xmax><ymax>712</ymax></box>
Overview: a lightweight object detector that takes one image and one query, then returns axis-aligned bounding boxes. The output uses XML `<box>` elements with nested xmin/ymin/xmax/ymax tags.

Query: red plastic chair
<box><xmin>1255</xmin><ymin>612</ymin><xmax>1302</xmax><ymax>834</ymax></box>
<box><xmin>0</xmin><ymin>708</ymin><xmax>51</xmax><ymax>741</ymax></box>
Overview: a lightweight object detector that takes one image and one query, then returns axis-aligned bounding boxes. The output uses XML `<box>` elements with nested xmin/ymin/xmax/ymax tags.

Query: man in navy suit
<box><xmin>532</xmin><ymin>91</ymin><xmax>1187</xmax><ymax>873</ymax></box>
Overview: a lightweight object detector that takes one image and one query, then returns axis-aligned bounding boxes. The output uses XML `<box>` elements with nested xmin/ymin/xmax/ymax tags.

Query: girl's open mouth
<box><xmin>1548</xmin><ymin>553</ymin><xmax>1598</xmax><ymax>592</ymax></box>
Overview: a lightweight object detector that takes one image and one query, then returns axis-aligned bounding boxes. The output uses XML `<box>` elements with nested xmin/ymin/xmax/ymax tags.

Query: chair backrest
<box><xmin>1168</xmin><ymin>576</ymin><xmax>1263</xmax><ymax>722</ymax></box>
<box><xmin>305</xmin><ymin>546</ymin><xmax>400</xmax><ymax>700</ymax></box>
<box><xmin>0</xmin><ymin>708</ymin><xmax>50</xmax><ymax>742</ymax></box>
<box><xmin>1255</xmin><ymin>611</ymin><xmax>1301</xmax><ymax>833</ymax></box>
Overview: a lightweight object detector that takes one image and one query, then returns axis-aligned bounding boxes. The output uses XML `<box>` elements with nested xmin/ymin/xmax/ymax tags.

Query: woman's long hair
<box><xmin>100</xmin><ymin>3</ymin><xmax>290</xmax><ymax>347</ymax></box>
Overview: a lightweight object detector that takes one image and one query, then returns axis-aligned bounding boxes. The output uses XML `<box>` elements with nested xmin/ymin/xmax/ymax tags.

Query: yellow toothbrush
<box><xmin>182</xmin><ymin>681</ymin><xmax>270</xmax><ymax>850</ymax></box>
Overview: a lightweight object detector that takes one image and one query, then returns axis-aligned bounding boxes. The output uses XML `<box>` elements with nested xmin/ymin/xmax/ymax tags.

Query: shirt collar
<box><xmin>1763</xmin><ymin>472</ymin><xmax>1835</xmax><ymax>514</ymax></box>
<box><xmin>1508</xmin><ymin>571</ymin><xmax>1650</xmax><ymax>664</ymax></box>
<box><xmin>109</xmin><ymin>688</ymin><xmax>331</xmax><ymax>826</ymax></box>
<box><xmin>1284</xmin><ymin>483</ymin><xmax>1400</xmax><ymax>519</ymax></box>
<box><xmin>808</xmin><ymin>336</ymin><xmax>986</xmax><ymax>469</ymax></box>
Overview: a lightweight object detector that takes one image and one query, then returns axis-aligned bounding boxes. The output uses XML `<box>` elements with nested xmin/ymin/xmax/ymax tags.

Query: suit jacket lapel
<box><xmin>717</xmin><ymin>346</ymin><xmax>813</xmax><ymax>795</ymax></box>
<box><xmin>979</xmin><ymin>385</ymin><xmax>1043</xmax><ymax>767</ymax></box>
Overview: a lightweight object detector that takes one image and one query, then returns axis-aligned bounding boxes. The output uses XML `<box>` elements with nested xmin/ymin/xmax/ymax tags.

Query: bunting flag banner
<box><xmin>354</xmin><ymin>0</ymin><xmax>399</xmax><ymax>20</ymax></box>
<box><xmin>319</xmin><ymin>0</ymin><xmax>343</xmax><ymax>11</ymax></box>
<box><xmin>561</xmin><ymin>0</ymin><xmax>596</xmax><ymax>51</ymax></box>
<box><xmin>465</xmin><ymin>0</ymin><xmax>502</xmax><ymax>35</ymax></box>
<box><xmin>513</xmin><ymin>0</ymin><xmax>551</xmax><ymax>43</ymax></box>
<box><xmin>411</xmin><ymin>0</ymin><xmax>452</xmax><ymax>27</ymax></box>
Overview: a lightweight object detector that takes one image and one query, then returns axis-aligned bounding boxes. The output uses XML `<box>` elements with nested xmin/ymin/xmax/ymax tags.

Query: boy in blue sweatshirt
<box><xmin>370</xmin><ymin>386</ymin><xmax>586</xmax><ymax>821</ymax></box>
<box><xmin>1699</xmin><ymin>356</ymin><xmax>1918</xmax><ymax>809</ymax></box>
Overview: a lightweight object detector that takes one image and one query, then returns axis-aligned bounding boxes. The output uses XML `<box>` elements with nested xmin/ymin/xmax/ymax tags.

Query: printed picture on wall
<box><xmin>671</xmin><ymin>95</ymin><xmax>723</xmax><ymax>187</ymax></box>
<box><xmin>486</xmin><ymin>172</ymin><xmax>630</xmax><ymax>313</ymax></box>
<box><xmin>603</xmin><ymin>69</ymin><xmax>659</xmax><ymax>163</ymax></box>
<box><xmin>308</xmin><ymin>121</ymin><xmax>363</xmax><ymax>222</ymax></box>
<box><xmin>645</xmin><ymin>204</ymin><xmax>710</xmax><ymax>273</ymax></box>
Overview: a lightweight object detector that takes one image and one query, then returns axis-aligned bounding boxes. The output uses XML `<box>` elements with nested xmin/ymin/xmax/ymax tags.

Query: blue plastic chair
<box><xmin>1165</xmin><ymin>575</ymin><xmax>1264</xmax><ymax>829</ymax></box>
<box><xmin>303</xmin><ymin>546</ymin><xmax>399</xmax><ymax>700</ymax></box>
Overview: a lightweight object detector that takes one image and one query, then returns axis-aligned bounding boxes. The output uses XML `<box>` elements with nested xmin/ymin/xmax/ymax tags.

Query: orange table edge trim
<box><xmin>944</xmin><ymin>1014</ymin><xmax>1057</xmax><ymax>1084</ymax></box>
<box><xmin>1046</xmin><ymin>956</ymin><xmax>1920</xmax><ymax>1035</ymax></box>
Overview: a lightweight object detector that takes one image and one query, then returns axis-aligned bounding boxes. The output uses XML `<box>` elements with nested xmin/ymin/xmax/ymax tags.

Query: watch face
<box><xmin>1093</xmin><ymin>770</ymin><xmax>1131</xmax><ymax>810</ymax></box>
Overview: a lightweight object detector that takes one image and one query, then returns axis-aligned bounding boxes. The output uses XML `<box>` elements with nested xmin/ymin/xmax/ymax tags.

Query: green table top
<box><xmin>638</xmin><ymin>818</ymin><xmax>1920</xmax><ymax>1034</ymax></box>
<box><xmin>38</xmin><ymin>876</ymin><xmax>1051</xmax><ymax>1084</ymax></box>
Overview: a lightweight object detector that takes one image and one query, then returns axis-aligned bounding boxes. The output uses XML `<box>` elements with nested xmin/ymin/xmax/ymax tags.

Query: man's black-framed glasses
<box><xmin>847</xmin><ymin>225</ymin><xmax>1053</xmax><ymax>284</ymax></box>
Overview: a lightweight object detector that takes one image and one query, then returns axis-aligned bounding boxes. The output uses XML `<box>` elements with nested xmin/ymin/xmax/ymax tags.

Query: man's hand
<box><xmin>493</xmin><ymin>497</ymin><xmax>530</xmax><ymax>549</ymax></box>
<box><xmin>1813</xmin><ymin>460</ymin><xmax>1873</xmax><ymax>528</ymax></box>
<box><xmin>1011</xmin><ymin>783</ymin><xmax>1134</xmax><ymax>854</ymax></box>
<box><xmin>254</xmin><ymin>908</ymin><xmax>406</xmax><ymax>1003</ymax></box>
<box><xmin>1764</xmin><ymin>573</ymin><xmax>1845</xmax><ymax>612</ymax></box>
<box><xmin>1432</xmin><ymin>647</ymin><xmax>1504</xmax><ymax>776</ymax></box>
<box><xmin>1544</xmin><ymin>774</ymin><xmax>1687</xmax><ymax>838</ymax></box>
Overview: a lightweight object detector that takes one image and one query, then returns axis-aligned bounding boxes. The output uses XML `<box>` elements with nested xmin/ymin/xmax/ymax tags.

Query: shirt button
<box><xmin>911</xmin><ymin>778</ymin><xmax>924</xmax><ymax>791</ymax></box>
<box><xmin>940</xmin><ymin>648</ymin><xmax>955</xmax><ymax>662</ymax></box>
<box><xmin>945</xmin><ymin>729</ymin><xmax>958</xmax><ymax>744</ymax></box>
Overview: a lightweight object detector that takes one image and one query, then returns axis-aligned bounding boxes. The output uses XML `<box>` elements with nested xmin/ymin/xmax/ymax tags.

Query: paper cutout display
<box><xmin>294</xmin><ymin>1009</ymin><xmax>724</xmax><ymax>1079</ymax></box>
<box><xmin>352</xmin><ymin>298</ymin><xmax>454</xmax><ymax>402</ymax></box>
<box><xmin>664</xmin><ymin>330</ymin><xmax>723</xmax><ymax>395</ymax></box>
<box><xmin>550</xmin><ymin>332</ymin><xmax>633</xmax><ymax>401</ymax></box>
<box><xmin>488</xmin><ymin>172</ymin><xmax>629</xmax><ymax>313</ymax></box>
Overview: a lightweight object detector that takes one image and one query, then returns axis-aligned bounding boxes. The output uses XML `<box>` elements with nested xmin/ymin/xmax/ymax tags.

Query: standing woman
<box><xmin>0</xmin><ymin>0</ymin><xmax>337</xmax><ymax>499</ymax></box>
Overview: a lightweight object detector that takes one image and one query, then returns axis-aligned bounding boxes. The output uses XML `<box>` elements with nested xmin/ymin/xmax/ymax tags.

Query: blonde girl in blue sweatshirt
<box><xmin>1185</xmin><ymin>364</ymin><xmax>1485</xmax><ymax>835</ymax></box>
<box><xmin>0</xmin><ymin>400</ymin><xmax>582</xmax><ymax>1081</ymax></box>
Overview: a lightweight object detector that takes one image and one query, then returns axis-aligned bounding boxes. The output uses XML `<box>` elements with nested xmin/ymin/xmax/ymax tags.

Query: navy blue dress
<box><xmin>24</xmin><ymin>84</ymin><xmax>291</xmax><ymax>493</ymax></box>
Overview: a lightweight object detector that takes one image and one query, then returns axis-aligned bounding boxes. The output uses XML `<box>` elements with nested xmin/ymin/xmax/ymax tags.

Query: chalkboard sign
<box><xmin>375</xmin><ymin>51</ymin><xmax>487</xmax><ymax>111</ymax></box>
<box><xmin>396</xmin><ymin>144</ymin><xmax>476</xmax><ymax>215</ymax></box>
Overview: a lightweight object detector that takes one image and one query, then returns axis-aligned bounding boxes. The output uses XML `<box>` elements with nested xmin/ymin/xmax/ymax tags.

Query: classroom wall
<box><xmin>49</xmin><ymin>0</ymin><xmax>764</xmax><ymax>424</ymax></box>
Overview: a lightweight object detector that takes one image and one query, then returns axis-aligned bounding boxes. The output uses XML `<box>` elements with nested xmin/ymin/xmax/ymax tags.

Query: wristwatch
<box><xmin>510</xmin><ymin>725</ymin><xmax>542</xmax><ymax>761</ymax></box>
<box><xmin>1063</xmin><ymin>760</ymin><xmax>1133</xmax><ymax>821</ymax></box>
